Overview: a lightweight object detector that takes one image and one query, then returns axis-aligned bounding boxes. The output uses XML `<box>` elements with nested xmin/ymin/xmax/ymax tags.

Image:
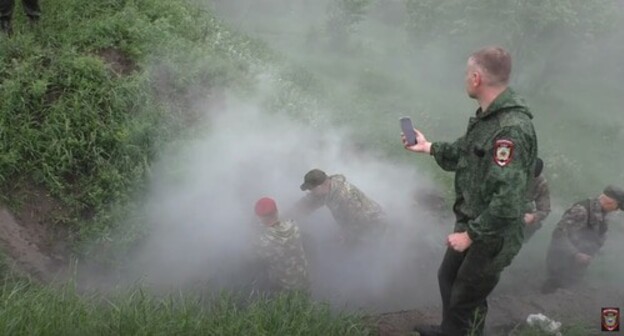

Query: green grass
<box><xmin>0</xmin><ymin>273</ymin><xmax>372</xmax><ymax>335</ymax></box>
<box><xmin>0</xmin><ymin>0</ymin><xmax>294</xmax><ymax>255</ymax></box>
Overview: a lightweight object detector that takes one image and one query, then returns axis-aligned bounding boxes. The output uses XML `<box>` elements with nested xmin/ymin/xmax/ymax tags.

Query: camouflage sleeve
<box><xmin>430</xmin><ymin>137</ymin><xmax>464</xmax><ymax>172</ymax></box>
<box><xmin>466</xmin><ymin>126</ymin><xmax>534</xmax><ymax>241</ymax></box>
<box><xmin>287</xmin><ymin>194</ymin><xmax>324</xmax><ymax>219</ymax></box>
<box><xmin>551</xmin><ymin>204</ymin><xmax>587</xmax><ymax>255</ymax></box>
<box><xmin>533</xmin><ymin>176</ymin><xmax>551</xmax><ymax>223</ymax></box>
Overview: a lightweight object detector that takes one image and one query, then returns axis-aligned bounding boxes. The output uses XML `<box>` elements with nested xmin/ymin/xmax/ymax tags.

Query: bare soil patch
<box><xmin>97</xmin><ymin>47</ymin><xmax>138</xmax><ymax>76</ymax></box>
<box><xmin>0</xmin><ymin>184</ymin><xmax>70</xmax><ymax>282</ymax></box>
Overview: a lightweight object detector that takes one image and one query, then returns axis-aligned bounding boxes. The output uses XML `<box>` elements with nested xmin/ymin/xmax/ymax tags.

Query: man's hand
<box><xmin>524</xmin><ymin>213</ymin><xmax>536</xmax><ymax>225</ymax></box>
<box><xmin>575</xmin><ymin>252</ymin><xmax>592</xmax><ymax>265</ymax></box>
<box><xmin>402</xmin><ymin>129</ymin><xmax>432</xmax><ymax>154</ymax></box>
<box><xmin>447</xmin><ymin>232</ymin><xmax>473</xmax><ymax>252</ymax></box>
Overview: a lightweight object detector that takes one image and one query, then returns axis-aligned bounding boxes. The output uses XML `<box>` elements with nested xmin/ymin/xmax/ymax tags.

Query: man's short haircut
<box><xmin>470</xmin><ymin>46</ymin><xmax>512</xmax><ymax>86</ymax></box>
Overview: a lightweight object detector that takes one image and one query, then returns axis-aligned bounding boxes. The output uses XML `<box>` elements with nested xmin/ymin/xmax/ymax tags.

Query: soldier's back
<box><xmin>258</xmin><ymin>219</ymin><xmax>310</xmax><ymax>292</ymax></box>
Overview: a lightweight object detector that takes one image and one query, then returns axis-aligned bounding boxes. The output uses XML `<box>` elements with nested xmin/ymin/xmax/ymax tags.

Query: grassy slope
<box><xmin>0</xmin><ymin>273</ymin><xmax>371</xmax><ymax>335</ymax></box>
<box><xmin>0</xmin><ymin>0</ymin><xmax>267</xmax><ymax>250</ymax></box>
<box><xmin>0</xmin><ymin>0</ymin><xmax>378</xmax><ymax>334</ymax></box>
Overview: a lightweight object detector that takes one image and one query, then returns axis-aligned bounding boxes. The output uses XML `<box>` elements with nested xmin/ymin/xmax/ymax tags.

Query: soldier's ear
<box><xmin>473</xmin><ymin>71</ymin><xmax>482</xmax><ymax>86</ymax></box>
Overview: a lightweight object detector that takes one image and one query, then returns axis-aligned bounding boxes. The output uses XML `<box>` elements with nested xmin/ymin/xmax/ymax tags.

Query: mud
<box><xmin>97</xmin><ymin>47</ymin><xmax>138</xmax><ymax>76</ymax></box>
<box><xmin>0</xmin><ymin>184</ymin><xmax>70</xmax><ymax>282</ymax></box>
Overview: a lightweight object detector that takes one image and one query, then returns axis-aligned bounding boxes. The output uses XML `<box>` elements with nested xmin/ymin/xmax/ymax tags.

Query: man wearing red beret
<box><xmin>254</xmin><ymin>197</ymin><xmax>310</xmax><ymax>294</ymax></box>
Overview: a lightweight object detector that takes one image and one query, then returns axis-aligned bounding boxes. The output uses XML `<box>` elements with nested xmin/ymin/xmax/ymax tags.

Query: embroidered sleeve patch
<box><xmin>494</xmin><ymin>139</ymin><xmax>514</xmax><ymax>167</ymax></box>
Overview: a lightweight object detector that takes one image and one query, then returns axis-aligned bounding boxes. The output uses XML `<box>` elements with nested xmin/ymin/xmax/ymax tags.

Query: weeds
<box><xmin>0</xmin><ymin>0</ymin><xmax>264</xmax><ymax>254</ymax></box>
<box><xmin>0</xmin><ymin>274</ymin><xmax>372</xmax><ymax>335</ymax></box>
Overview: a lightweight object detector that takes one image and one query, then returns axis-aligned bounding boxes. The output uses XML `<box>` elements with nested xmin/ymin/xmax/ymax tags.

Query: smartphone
<box><xmin>400</xmin><ymin>116</ymin><xmax>417</xmax><ymax>145</ymax></box>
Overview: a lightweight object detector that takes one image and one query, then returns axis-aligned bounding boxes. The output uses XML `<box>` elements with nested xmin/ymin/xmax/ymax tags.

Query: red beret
<box><xmin>254</xmin><ymin>197</ymin><xmax>277</xmax><ymax>216</ymax></box>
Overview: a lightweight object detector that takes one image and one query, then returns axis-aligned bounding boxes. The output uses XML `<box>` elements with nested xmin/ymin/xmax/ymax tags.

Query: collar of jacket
<box><xmin>474</xmin><ymin>87</ymin><xmax>531</xmax><ymax>120</ymax></box>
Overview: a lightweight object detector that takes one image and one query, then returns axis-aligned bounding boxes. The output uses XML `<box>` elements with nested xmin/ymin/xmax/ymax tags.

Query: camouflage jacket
<box><xmin>551</xmin><ymin>198</ymin><xmax>608</xmax><ymax>257</ymax></box>
<box><xmin>430</xmin><ymin>88</ymin><xmax>538</xmax><ymax>242</ymax></box>
<box><xmin>256</xmin><ymin>219</ymin><xmax>310</xmax><ymax>292</ymax></box>
<box><xmin>292</xmin><ymin>175</ymin><xmax>387</xmax><ymax>242</ymax></box>
<box><xmin>524</xmin><ymin>174</ymin><xmax>551</xmax><ymax>223</ymax></box>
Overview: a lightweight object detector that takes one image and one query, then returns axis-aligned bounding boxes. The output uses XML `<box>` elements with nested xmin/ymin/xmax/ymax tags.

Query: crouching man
<box><xmin>254</xmin><ymin>197</ymin><xmax>310</xmax><ymax>295</ymax></box>
<box><xmin>542</xmin><ymin>185</ymin><xmax>624</xmax><ymax>293</ymax></box>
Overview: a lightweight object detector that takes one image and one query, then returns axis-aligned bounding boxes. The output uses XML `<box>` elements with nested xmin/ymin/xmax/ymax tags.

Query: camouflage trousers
<box><xmin>438</xmin><ymin>233</ymin><xmax>522</xmax><ymax>336</ymax></box>
<box><xmin>545</xmin><ymin>237</ymin><xmax>588</xmax><ymax>287</ymax></box>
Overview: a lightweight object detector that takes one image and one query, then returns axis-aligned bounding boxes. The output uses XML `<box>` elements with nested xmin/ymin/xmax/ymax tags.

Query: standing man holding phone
<box><xmin>403</xmin><ymin>46</ymin><xmax>538</xmax><ymax>336</ymax></box>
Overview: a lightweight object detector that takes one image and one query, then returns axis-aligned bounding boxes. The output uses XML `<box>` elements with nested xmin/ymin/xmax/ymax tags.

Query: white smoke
<box><xmin>124</xmin><ymin>90</ymin><xmax>449</xmax><ymax>312</ymax></box>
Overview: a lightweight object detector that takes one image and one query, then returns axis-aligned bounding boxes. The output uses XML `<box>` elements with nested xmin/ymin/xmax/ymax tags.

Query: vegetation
<box><xmin>0</xmin><ymin>0</ymin><xmax>622</xmax><ymax>334</ymax></box>
<box><xmin>0</xmin><ymin>272</ymin><xmax>371</xmax><ymax>335</ymax></box>
<box><xmin>0</xmin><ymin>0</ymin><xmax>277</xmax><ymax>252</ymax></box>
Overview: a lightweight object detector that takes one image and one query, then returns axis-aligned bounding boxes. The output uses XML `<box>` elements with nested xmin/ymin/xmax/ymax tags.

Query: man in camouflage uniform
<box><xmin>405</xmin><ymin>47</ymin><xmax>538</xmax><ymax>336</ymax></box>
<box><xmin>541</xmin><ymin>185</ymin><xmax>624</xmax><ymax>294</ymax></box>
<box><xmin>523</xmin><ymin>158</ymin><xmax>551</xmax><ymax>242</ymax></box>
<box><xmin>254</xmin><ymin>197</ymin><xmax>310</xmax><ymax>294</ymax></box>
<box><xmin>290</xmin><ymin>168</ymin><xmax>387</xmax><ymax>247</ymax></box>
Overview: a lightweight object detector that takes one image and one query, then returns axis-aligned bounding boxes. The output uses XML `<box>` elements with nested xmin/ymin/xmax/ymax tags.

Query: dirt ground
<box><xmin>0</xmin><ymin>185</ymin><xmax>69</xmax><ymax>283</ymax></box>
<box><xmin>370</xmin><ymin>238</ymin><xmax>624</xmax><ymax>336</ymax></box>
<box><xmin>373</xmin><ymin>283</ymin><xmax>624</xmax><ymax>336</ymax></box>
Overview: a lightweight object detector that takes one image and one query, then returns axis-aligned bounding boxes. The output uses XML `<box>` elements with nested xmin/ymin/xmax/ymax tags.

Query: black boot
<box><xmin>0</xmin><ymin>19</ymin><xmax>12</xmax><ymax>36</ymax></box>
<box><xmin>413</xmin><ymin>324</ymin><xmax>444</xmax><ymax>336</ymax></box>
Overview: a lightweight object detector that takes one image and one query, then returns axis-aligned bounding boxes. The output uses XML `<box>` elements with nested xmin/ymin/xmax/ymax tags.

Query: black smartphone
<box><xmin>400</xmin><ymin>116</ymin><xmax>417</xmax><ymax>145</ymax></box>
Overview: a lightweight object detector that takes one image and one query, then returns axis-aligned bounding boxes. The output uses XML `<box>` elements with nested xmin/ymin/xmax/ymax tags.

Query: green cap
<box><xmin>300</xmin><ymin>169</ymin><xmax>328</xmax><ymax>191</ymax></box>
<box><xmin>603</xmin><ymin>185</ymin><xmax>624</xmax><ymax>210</ymax></box>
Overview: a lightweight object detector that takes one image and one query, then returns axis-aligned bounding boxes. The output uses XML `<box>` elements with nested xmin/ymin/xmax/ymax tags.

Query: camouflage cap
<box><xmin>603</xmin><ymin>185</ymin><xmax>624</xmax><ymax>210</ymax></box>
<box><xmin>300</xmin><ymin>169</ymin><xmax>328</xmax><ymax>191</ymax></box>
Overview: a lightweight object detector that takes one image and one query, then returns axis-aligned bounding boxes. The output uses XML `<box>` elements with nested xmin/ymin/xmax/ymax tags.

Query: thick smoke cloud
<box><xmin>125</xmin><ymin>93</ymin><xmax>449</xmax><ymax>312</ymax></box>
<box><xmin>107</xmin><ymin>0</ymin><xmax>624</xmax><ymax>320</ymax></box>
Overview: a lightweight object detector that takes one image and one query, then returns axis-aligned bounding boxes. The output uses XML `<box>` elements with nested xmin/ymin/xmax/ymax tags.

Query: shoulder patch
<box><xmin>494</xmin><ymin>139</ymin><xmax>514</xmax><ymax>167</ymax></box>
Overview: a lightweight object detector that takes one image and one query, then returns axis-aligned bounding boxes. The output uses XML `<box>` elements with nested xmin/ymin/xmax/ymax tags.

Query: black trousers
<box><xmin>0</xmin><ymin>0</ymin><xmax>40</xmax><ymax>21</ymax></box>
<box><xmin>437</xmin><ymin>235</ymin><xmax>517</xmax><ymax>336</ymax></box>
